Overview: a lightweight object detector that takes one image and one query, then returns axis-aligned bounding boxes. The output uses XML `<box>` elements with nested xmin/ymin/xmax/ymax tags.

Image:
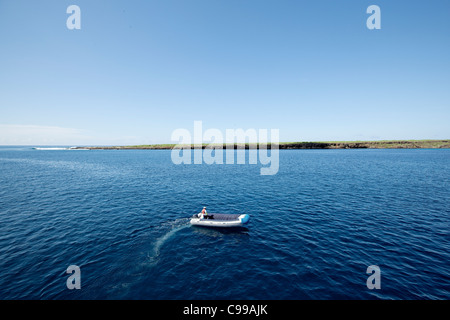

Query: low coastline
<box><xmin>74</xmin><ymin>139</ymin><xmax>450</xmax><ymax>150</ymax></box>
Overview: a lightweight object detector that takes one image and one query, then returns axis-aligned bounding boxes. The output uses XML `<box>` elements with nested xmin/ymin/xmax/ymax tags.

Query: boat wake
<box><xmin>147</xmin><ymin>218</ymin><xmax>190</xmax><ymax>265</ymax></box>
<box><xmin>106</xmin><ymin>218</ymin><xmax>190</xmax><ymax>298</ymax></box>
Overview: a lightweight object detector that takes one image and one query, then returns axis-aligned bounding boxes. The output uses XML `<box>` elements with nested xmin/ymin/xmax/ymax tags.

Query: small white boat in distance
<box><xmin>190</xmin><ymin>213</ymin><xmax>250</xmax><ymax>228</ymax></box>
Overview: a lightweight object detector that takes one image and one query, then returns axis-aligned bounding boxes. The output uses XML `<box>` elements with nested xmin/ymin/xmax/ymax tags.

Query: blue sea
<box><xmin>0</xmin><ymin>147</ymin><xmax>448</xmax><ymax>300</ymax></box>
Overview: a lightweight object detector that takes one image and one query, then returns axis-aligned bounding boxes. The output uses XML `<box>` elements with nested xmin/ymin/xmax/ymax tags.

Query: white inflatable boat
<box><xmin>190</xmin><ymin>213</ymin><xmax>250</xmax><ymax>228</ymax></box>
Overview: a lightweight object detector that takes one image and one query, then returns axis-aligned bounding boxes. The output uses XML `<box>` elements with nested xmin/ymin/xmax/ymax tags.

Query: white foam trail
<box><xmin>149</xmin><ymin>219</ymin><xmax>190</xmax><ymax>264</ymax></box>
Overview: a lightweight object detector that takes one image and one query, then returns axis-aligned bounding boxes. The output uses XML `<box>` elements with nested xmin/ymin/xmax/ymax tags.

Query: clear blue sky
<box><xmin>0</xmin><ymin>0</ymin><xmax>449</xmax><ymax>145</ymax></box>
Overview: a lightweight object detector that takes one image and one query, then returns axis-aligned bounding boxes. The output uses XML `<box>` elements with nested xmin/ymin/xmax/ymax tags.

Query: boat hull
<box><xmin>190</xmin><ymin>214</ymin><xmax>250</xmax><ymax>228</ymax></box>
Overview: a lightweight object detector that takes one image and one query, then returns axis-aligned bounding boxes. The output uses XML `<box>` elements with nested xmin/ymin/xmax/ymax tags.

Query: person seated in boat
<box><xmin>198</xmin><ymin>207</ymin><xmax>207</xmax><ymax>219</ymax></box>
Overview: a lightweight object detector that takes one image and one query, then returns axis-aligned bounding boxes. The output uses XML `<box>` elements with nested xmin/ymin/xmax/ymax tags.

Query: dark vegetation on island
<box><xmin>76</xmin><ymin>140</ymin><xmax>450</xmax><ymax>150</ymax></box>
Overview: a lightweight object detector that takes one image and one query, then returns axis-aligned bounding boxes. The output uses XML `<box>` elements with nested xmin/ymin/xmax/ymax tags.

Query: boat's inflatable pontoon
<box><xmin>190</xmin><ymin>213</ymin><xmax>250</xmax><ymax>228</ymax></box>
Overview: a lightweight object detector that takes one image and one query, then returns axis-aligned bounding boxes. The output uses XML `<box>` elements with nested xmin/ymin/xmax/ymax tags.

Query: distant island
<box><xmin>75</xmin><ymin>139</ymin><xmax>450</xmax><ymax>150</ymax></box>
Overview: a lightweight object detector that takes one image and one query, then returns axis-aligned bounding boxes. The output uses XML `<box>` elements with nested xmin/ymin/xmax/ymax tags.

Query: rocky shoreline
<box><xmin>74</xmin><ymin>140</ymin><xmax>450</xmax><ymax>150</ymax></box>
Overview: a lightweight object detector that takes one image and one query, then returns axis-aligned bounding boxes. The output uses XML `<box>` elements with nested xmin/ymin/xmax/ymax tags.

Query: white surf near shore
<box><xmin>33</xmin><ymin>147</ymin><xmax>89</xmax><ymax>150</ymax></box>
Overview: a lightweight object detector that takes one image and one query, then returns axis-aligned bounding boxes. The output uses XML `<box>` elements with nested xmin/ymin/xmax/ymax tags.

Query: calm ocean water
<box><xmin>0</xmin><ymin>147</ymin><xmax>448</xmax><ymax>300</ymax></box>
